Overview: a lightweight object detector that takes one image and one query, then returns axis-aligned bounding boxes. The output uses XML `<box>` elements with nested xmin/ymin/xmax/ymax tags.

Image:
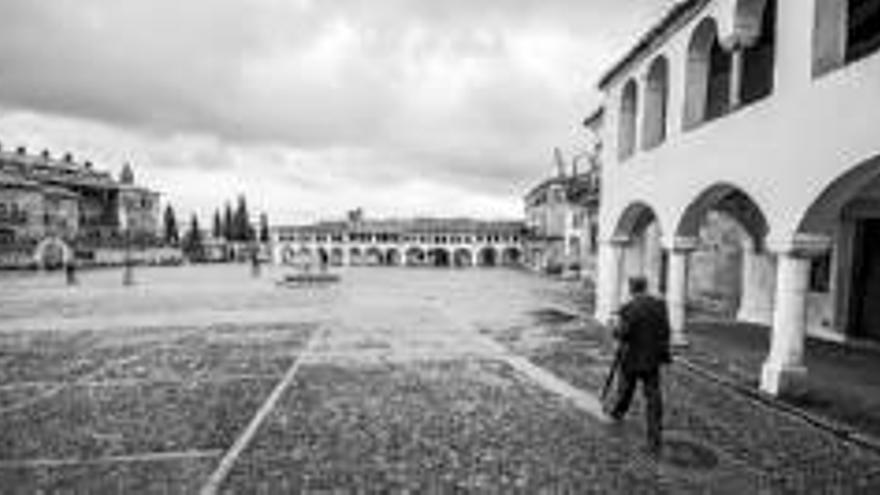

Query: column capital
<box><xmin>603</xmin><ymin>235</ymin><xmax>631</xmax><ymax>247</ymax></box>
<box><xmin>769</xmin><ymin>233</ymin><xmax>832</xmax><ymax>257</ymax></box>
<box><xmin>669</xmin><ymin>236</ymin><xmax>699</xmax><ymax>253</ymax></box>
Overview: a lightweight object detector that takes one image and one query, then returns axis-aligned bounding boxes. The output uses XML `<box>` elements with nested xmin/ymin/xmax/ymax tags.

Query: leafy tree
<box><xmin>163</xmin><ymin>204</ymin><xmax>179</xmax><ymax>246</ymax></box>
<box><xmin>259</xmin><ymin>213</ymin><xmax>270</xmax><ymax>243</ymax></box>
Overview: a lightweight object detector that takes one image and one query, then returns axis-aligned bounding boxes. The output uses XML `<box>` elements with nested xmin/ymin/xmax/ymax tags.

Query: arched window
<box><xmin>642</xmin><ymin>56</ymin><xmax>669</xmax><ymax>150</ymax></box>
<box><xmin>684</xmin><ymin>18</ymin><xmax>731</xmax><ymax>129</ymax></box>
<box><xmin>740</xmin><ymin>0</ymin><xmax>776</xmax><ymax>105</ymax></box>
<box><xmin>618</xmin><ymin>79</ymin><xmax>638</xmax><ymax>161</ymax></box>
<box><xmin>706</xmin><ymin>34</ymin><xmax>732</xmax><ymax>120</ymax></box>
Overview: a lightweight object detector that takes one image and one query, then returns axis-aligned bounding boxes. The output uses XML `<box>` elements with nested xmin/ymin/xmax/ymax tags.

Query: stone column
<box><xmin>761</xmin><ymin>251</ymin><xmax>810</xmax><ymax>396</ymax></box>
<box><xmin>761</xmin><ymin>235</ymin><xmax>829</xmax><ymax>396</ymax></box>
<box><xmin>596</xmin><ymin>237</ymin><xmax>627</xmax><ymax>324</ymax></box>
<box><xmin>667</xmin><ymin>237</ymin><xmax>698</xmax><ymax>347</ymax></box>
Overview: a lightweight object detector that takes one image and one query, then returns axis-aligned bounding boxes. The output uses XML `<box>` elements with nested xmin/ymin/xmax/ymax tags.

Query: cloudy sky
<box><xmin>0</xmin><ymin>0</ymin><xmax>672</xmax><ymax>224</ymax></box>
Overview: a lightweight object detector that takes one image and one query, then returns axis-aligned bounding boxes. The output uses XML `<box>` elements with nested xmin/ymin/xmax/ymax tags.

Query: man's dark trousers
<box><xmin>608</xmin><ymin>369</ymin><xmax>663</xmax><ymax>452</ymax></box>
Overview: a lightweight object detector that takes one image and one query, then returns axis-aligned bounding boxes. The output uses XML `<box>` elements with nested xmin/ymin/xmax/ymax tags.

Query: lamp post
<box><xmin>123</xmin><ymin>227</ymin><xmax>134</xmax><ymax>286</ymax></box>
<box><xmin>120</xmin><ymin>207</ymin><xmax>134</xmax><ymax>286</ymax></box>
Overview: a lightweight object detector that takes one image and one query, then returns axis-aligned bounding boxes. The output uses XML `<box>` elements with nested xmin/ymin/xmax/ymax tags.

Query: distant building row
<box><xmin>272</xmin><ymin>211</ymin><xmax>525</xmax><ymax>268</ymax></box>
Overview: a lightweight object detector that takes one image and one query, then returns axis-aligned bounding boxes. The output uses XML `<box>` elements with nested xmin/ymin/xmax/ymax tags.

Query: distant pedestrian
<box><xmin>65</xmin><ymin>259</ymin><xmax>77</xmax><ymax>286</ymax></box>
<box><xmin>251</xmin><ymin>248</ymin><xmax>261</xmax><ymax>277</ymax></box>
<box><xmin>603</xmin><ymin>276</ymin><xmax>672</xmax><ymax>458</ymax></box>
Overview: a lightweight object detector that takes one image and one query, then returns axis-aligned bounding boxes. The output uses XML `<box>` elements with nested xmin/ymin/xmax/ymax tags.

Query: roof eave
<box><xmin>597</xmin><ymin>0</ymin><xmax>708</xmax><ymax>90</ymax></box>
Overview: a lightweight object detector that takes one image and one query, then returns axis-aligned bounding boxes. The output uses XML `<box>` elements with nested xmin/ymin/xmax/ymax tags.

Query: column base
<box><xmin>760</xmin><ymin>360</ymin><xmax>807</xmax><ymax>397</ymax></box>
<box><xmin>736</xmin><ymin>305</ymin><xmax>774</xmax><ymax>326</ymax></box>
<box><xmin>671</xmin><ymin>332</ymin><xmax>690</xmax><ymax>348</ymax></box>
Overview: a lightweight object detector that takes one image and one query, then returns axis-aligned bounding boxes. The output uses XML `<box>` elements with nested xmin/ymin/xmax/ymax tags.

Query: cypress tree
<box><xmin>212</xmin><ymin>209</ymin><xmax>222</xmax><ymax>239</ymax></box>
<box><xmin>185</xmin><ymin>214</ymin><xmax>204</xmax><ymax>260</ymax></box>
<box><xmin>223</xmin><ymin>202</ymin><xmax>233</xmax><ymax>241</ymax></box>
<box><xmin>259</xmin><ymin>213</ymin><xmax>270</xmax><ymax>243</ymax></box>
<box><xmin>234</xmin><ymin>195</ymin><xmax>251</xmax><ymax>241</ymax></box>
<box><xmin>163</xmin><ymin>204</ymin><xmax>179</xmax><ymax>246</ymax></box>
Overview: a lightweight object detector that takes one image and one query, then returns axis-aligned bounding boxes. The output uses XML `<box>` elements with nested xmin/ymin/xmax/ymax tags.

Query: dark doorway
<box><xmin>429</xmin><ymin>249</ymin><xmax>450</xmax><ymax>267</ymax></box>
<box><xmin>852</xmin><ymin>218</ymin><xmax>880</xmax><ymax>340</ymax></box>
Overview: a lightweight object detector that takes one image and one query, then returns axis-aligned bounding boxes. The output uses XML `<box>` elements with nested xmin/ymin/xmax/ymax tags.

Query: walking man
<box><xmin>604</xmin><ymin>276</ymin><xmax>672</xmax><ymax>457</ymax></box>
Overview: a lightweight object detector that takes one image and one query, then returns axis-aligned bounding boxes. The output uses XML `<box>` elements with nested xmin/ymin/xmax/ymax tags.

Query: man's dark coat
<box><xmin>614</xmin><ymin>294</ymin><xmax>672</xmax><ymax>373</ymax></box>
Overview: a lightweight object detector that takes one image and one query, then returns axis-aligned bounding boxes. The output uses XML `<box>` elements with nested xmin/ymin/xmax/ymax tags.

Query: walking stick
<box><xmin>601</xmin><ymin>343</ymin><xmax>624</xmax><ymax>402</ymax></box>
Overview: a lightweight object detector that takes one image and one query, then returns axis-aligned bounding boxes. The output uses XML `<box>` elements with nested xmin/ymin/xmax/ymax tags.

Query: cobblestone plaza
<box><xmin>2</xmin><ymin>265</ymin><xmax>878</xmax><ymax>493</ymax></box>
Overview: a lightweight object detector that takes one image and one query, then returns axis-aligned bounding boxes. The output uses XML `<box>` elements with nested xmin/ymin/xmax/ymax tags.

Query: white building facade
<box><xmin>272</xmin><ymin>217</ymin><xmax>525</xmax><ymax>269</ymax></box>
<box><xmin>592</xmin><ymin>0</ymin><xmax>880</xmax><ymax>396</ymax></box>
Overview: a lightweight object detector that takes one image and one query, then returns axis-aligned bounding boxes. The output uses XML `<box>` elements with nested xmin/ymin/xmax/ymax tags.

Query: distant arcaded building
<box><xmin>272</xmin><ymin>212</ymin><xmax>525</xmax><ymax>269</ymax></box>
<box><xmin>0</xmin><ymin>144</ymin><xmax>161</xmax><ymax>267</ymax></box>
<box><xmin>589</xmin><ymin>0</ymin><xmax>880</xmax><ymax>396</ymax></box>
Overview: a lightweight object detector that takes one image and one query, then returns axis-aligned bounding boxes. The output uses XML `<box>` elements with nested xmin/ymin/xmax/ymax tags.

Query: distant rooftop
<box><xmin>0</xmin><ymin>143</ymin><xmax>154</xmax><ymax>192</ymax></box>
<box><xmin>277</xmin><ymin>217</ymin><xmax>526</xmax><ymax>234</ymax></box>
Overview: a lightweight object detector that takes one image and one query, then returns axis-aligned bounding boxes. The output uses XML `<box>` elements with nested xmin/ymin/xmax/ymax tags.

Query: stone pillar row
<box><xmin>597</xmin><ymin>232</ymin><xmax>831</xmax><ymax>397</ymax></box>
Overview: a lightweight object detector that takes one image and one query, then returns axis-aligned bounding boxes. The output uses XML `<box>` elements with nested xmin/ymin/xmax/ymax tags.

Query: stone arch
<box><xmin>613</xmin><ymin>201</ymin><xmax>663</xmax><ymax>241</ymax></box>
<box><xmin>796</xmin><ymin>153</ymin><xmax>880</xmax><ymax>340</ymax></box>
<box><xmin>428</xmin><ymin>247</ymin><xmax>451</xmax><ymax>267</ymax></box>
<box><xmin>797</xmin><ymin>154</ymin><xmax>880</xmax><ymax>237</ymax></box>
<box><xmin>296</xmin><ymin>247</ymin><xmax>312</xmax><ymax>266</ymax></box>
<box><xmin>405</xmin><ymin>246</ymin><xmax>425</xmax><ymax>266</ymax></box>
<box><xmin>330</xmin><ymin>247</ymin><xmax>345</xmax><ymax>267</ymax></box>
<box><xmin>478</xmin><ymin>246</ymin><xmax>498</xmax><ymax>267</ymax></box>
<box><xmin>365</xmin><ymin>246</ymin><xmax>384</xmax><ymax>266</ymax></box>
<box><xmin>349</xmin><ymin>247</ymin><xmax>363</xmax><ymax>266</ymax></box>
<box><xmin>642</xmin><ymin>56</ymin><xmax>669</xmax><ymax>150</ymax></box>
<box><xmin>385</xmin><ymin>248</ymin><xmax>402</xmax><ymax>266</ymax></box>
<box><xmin>0</xmin><ymin>227</ymin><xmax>15</xmax><ymax>244</ymax></box>
<box><xmin>676</xmin><ymin>183</ymin><xmax>770</xmax><ymax>249</ymax></box>
<box><xmin>618</xmin><ymin>78</ymin><xmax>639</xmax><ymax>161</ymax></box>
<box><xmin>675</xmin><ymin>183</ymin><xmax>772</xmax><ymax>320</ymax></box>
<box><xmin>453</xmin><ymin>248</ymin><xmax>473</xmax><ymax>268</ymax></box>
<box><xmin>501</xmin><ymin>247</ymin><xmax>522</xmax><ymax>266</ymax></box>
<box><xmin>33</xmin><ymin>237</ymin><xmax>73</xmax><ymax>270</ymax></box>
<box><xmin>282</xmin><ymin>245</ymin><xmax>297</xmax><ymax>265</ymax></box>
<box><xmin>684</xmin><ymin>17</ymin><xmax>731</xmax><ymax>130</ymax></box>
<box><xmin>613</xmin><ymin>202</ymin><xmax>665</xmax><ymax>294</ymax></box>
<box><xmin>317</xmin><ymin>247</ymin><xmax>330</xmax><ymax>266</ymax></box>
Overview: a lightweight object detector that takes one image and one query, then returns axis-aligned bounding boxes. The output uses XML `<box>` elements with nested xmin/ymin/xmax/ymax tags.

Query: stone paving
<box><xmin>494</xmin><ymin>312</ymin><xmax>880</xmax><ymax>494</ymax></box>
<box><xmin>2</xmin><ymin>266</ymin><xmax>880</xmax><ymax>493</ymax></box>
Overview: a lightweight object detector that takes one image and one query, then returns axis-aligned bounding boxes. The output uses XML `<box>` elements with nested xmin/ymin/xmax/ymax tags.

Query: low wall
<box><xmin>86</xmin><ymin>247</ymin><xmax>184</xmax><ymax>267</ymax></box>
